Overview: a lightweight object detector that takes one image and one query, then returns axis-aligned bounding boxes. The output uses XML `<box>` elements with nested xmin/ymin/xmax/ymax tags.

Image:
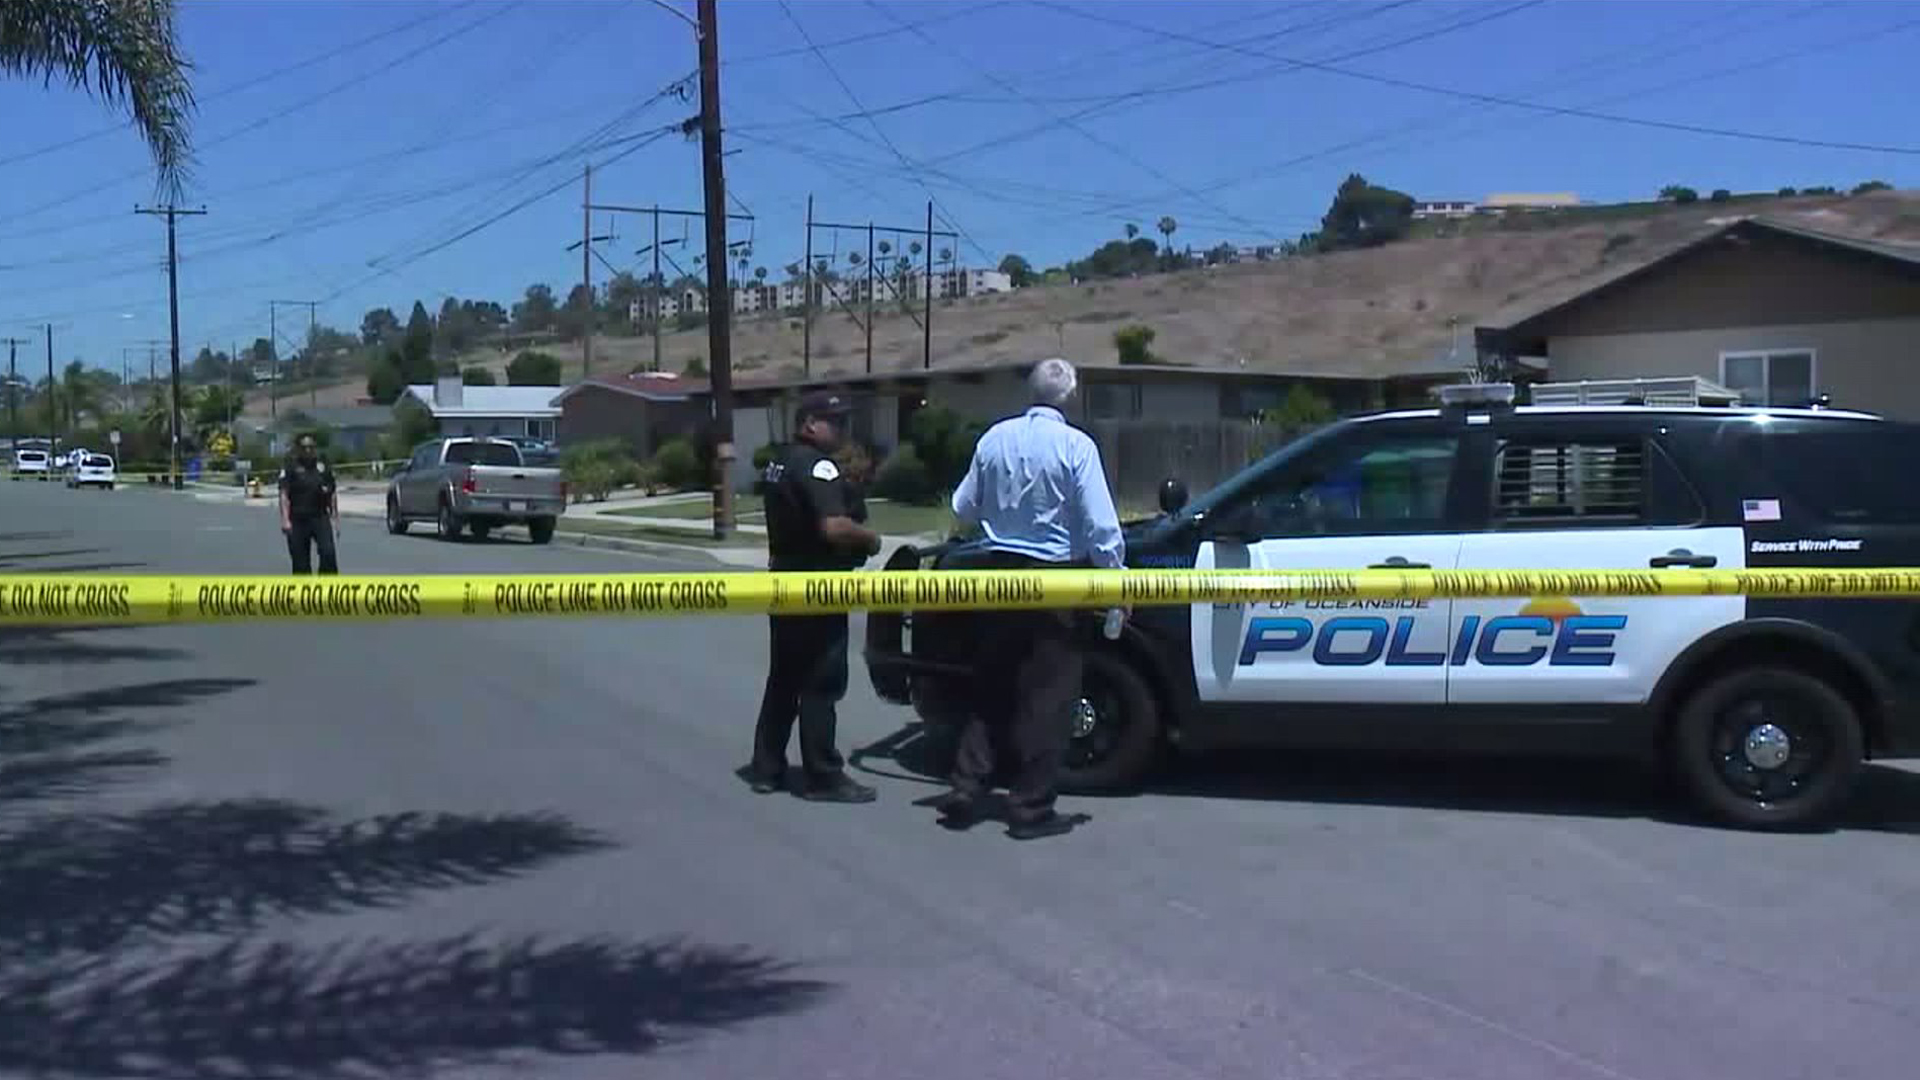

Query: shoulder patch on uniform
<box><xmin>811</xmin><ymin>458</ymin><xmax>840</xmax><ymax>481</ymax></box>
<box><xmin>317</xmin><ymin>462</ymin><xmax>328</xmax><ymax>474</ymax></box>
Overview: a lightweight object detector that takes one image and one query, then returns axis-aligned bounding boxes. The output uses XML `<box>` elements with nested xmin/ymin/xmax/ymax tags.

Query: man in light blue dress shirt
<box><xmin>935</xmin><ymin>357</ymin><xmax>1124</xmax><ymax>840</ymax></box>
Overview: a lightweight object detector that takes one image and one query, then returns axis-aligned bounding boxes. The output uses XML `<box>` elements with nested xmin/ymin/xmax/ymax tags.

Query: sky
<box><xmin>1</xmin><ymin>0</ymin><xmax>1916</xmax><ymax>378</ymax></box>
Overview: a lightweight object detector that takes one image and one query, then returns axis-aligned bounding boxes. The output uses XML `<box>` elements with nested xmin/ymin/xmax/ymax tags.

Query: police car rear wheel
<box><xmin>1059</xmin><ymin>649</ymin><xmax>1162</xmax><ymax>794</ymax></box>
<box><xmin>1672</xmin><ymin>668</ymin><xmax>1864</xmax><ymax>831</ymax></box>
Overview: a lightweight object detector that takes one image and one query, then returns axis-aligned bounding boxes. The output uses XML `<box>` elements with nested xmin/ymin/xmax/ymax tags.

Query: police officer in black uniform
<box><xmin>743</xmin><ymin>390</ymin><xmax>882</xmax><ymax>802</ymax></box>
<box><xmin>278</xmin><ymin>433</ymin><xmax>340</xmax><ymax>574</ymax></box>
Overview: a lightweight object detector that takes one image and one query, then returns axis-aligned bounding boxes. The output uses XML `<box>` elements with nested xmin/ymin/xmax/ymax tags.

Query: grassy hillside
<box><xmin>243</xmin><ymin>189</ymin><xmax>1920</xmax><ymax>419</ymax></box>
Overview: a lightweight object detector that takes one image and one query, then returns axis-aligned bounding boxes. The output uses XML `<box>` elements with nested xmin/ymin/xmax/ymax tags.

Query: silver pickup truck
<box><xmin>384</xmin><ymin>437</ymin><xmax>567</xmax><ymax>543</ymax></box>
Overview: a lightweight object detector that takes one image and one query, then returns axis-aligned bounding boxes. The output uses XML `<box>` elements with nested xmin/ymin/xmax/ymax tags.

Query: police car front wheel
<box><xmin>1671</xmin><ymin>667</ymin><xmax>1865</xmax><ymax>831</ymax></box>
<box><xmin>1058</xmin><ymin>649</ymin><xmax>1162</xmax><ymax>794</ymax></box>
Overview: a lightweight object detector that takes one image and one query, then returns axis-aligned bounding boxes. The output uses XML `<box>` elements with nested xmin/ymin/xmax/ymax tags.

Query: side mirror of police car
<box><xmin>1158</xmin><ymin>478</ymin><xmax>1188</xmax><ymax>515</ymax></box>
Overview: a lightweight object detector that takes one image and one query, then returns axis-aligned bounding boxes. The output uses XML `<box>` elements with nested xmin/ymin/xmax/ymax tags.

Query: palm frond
<box><xmin>0</xmin><ymin>0</ymin><xmax>197</xmax><ymax>198</ymax></box>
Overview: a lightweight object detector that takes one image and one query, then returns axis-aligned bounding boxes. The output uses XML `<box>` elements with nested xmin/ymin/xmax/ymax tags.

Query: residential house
<box><xmin>398</xmin><ymin>376</ymin><xmax>562</xmax><ymax>441</ymax></box>
<box><xmin>559</xmin><ymin>360</ymin><xmax>1412</xmax><ymax>493</ymax></box>
<box><xmin>1475</xmin><ymin>217</ymin><xmax>1920</xmax><ymax>415</ymax></box>
<box><xmin>552</xmin><ymin>372</ymin><xmax>706</xmax><ymax>460</ymax></box>
<box><xmin>271</xmin><ymin>405</ymin><xmax>397</xmax><ymax>457</ymax></box>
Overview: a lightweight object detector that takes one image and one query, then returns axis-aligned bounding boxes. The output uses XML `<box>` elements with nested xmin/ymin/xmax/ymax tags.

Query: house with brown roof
<box><xmin>1475</xmin><ymin>217</ymin><xmax>1920</xmax><ymax>414</ymax></box>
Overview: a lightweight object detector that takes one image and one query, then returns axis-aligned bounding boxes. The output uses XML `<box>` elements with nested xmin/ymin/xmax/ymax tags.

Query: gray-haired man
<box><xmin>937</xmin><ymin>358</ymin><xmax>1124</xmax><ymax>839</ymax></box>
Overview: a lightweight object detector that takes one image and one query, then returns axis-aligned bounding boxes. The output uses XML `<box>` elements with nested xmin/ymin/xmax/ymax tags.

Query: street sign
<box><xmin>109</xmin><ymin>429</ymin><xmax>121</xmax><ymax>447</ymax></box>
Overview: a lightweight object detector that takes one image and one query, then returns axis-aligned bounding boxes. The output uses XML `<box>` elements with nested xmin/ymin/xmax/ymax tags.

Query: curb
<box><xmin>552</xmin><ymin>528</ymin><xmax>732</xmax><ymax>567</ymax></box>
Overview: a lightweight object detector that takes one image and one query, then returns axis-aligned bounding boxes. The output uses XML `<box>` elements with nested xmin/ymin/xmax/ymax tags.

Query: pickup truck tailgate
<box><xmin>465</xmin><ymin>464</ymin><xmax>560</xmax><ymax>500</ymax></box>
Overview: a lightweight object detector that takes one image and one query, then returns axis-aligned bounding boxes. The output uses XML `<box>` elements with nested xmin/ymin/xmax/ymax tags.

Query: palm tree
<box><xmin>1157</xmin><ymin>216</ymin><xmax>1178</xmax><ymax>265</ymax></box>
<box><xmin>1124</xmin><ymin>223</ymin><xmax>1139</xmax><ymax>241</ymax></box>
<box><xmin>753</xmin><ymin>266</ymin><xmax>768</xmax><ymax>284</ymax></box>
<box><xmin>938</xmin><ymin>247</ymin><xmax>952</xmax><ymax>264</ymax></box>
<box><xmin>1</xmin><ymin>0</ymin><xmax>197</xmax><ymax>196</ymax></box>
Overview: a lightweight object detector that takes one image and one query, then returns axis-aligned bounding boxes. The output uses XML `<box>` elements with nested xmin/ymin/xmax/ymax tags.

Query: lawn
<box><xmin>609</xmin><ymin>497</ymin><xmax>959</xmax><ymax>538</ymax></box>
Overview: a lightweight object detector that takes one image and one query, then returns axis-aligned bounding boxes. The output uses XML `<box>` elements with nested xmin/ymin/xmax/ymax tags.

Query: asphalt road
<box><xmin>5</xmin><ymin>478</ymin><xmax>1920</xmax><ymax>1079</ymax></box>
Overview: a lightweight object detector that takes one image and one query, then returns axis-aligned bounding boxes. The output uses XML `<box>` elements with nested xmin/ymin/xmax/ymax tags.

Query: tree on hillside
<box><xmin>1068</xmin><ymin>237</ymin><xmax>1159</xmax><ymax>281</ymax></box>
<box><xmin>997</xmin><ymin>253</ymin><xmax>1035</xmax><ymax>287</ymax></box>
<box><xmin>505</xmin><ymin>349</ymin><xmax>562</xmax><ymax>386</ymax></box>
<box><xmin>1316</xmin><ymin>173</ymin><xmax>1414</xmax><ymax>252</ymax></box>
<box><xmin>1853</xmin><ymin>179</ymin><xmax>1893</xmax><ymax>195</ymax></box>
<box><xmin>512</xmin><ymin>284</ymin><xmax>557</xmax><ymax>332</ymax></box>
<box><xmin>404</xmin><ymin>301</ymin><xmax>433</xmax><ymax>350</ymax></box>
<box><xmin>436</xmin><ymin>296</ymin><xmax>474</xmax><ymax>356</ymax></box>
<box><xmin>559</xmin><ymin>283</ymin><xmax>595</xmax><ymax>342</ymax></box>
<box><xmin>604</xmin><ymin>271</ymin><xmax>643</xmax><ymax>325</ymax></box>
<box><xmin>1659</xmin><ymin>184</ymin><xmax>1699</xmax><ymax>204</ymax></box>
<box><xmin>0</xmin><ymin>0</ymin><xmax>195</xmax><ymax>195</ymax></box>
<box><xmin>360</xmin><ymin>306</ymin><xmax>401</xmax><ymax>346</ymax></box>
<box><xmin>1157</xmin><ymin>217</ymin><xmax>1179</xmax><ymax>266</ymax></box>
<box><xmin>366</xmin><ymin>359</ymin><xmax>405</xmax><ymax>405</ymax></box>
<box><xmin>462</xmin><ymin>365</ymin><xmax>496</xmax><ymax>386</ymax></box>
<box><xmin>1124</xmin><ymin>223</ymin><xmax>1140</xmax><ymax>240</ymax></box>
<box><xmin>188</xmin><ymin>346</ymin><xmax>231</xmax><ymax>384</ymax></box>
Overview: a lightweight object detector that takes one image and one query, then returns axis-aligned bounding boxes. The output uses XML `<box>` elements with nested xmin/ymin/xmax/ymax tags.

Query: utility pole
<box><xmin>864</xmin><ymin>223</ymin><xmax>874</xmax><ymax>374</ymax></box>
<box><xmin>802</xmin><ymin>194</ymin><xmax>814</xmax><ymax>377</ymax></box>
<box><xmin>271</xmin><ymin>300</ymin><xmax>318</xmax><ymax>407</ymax></box>
<box><xmin>44</xmin><ymin>325</ymin><xmax>54</xmax><ymax>459</ymax></box>
<box><xmin>564</xmin><ymin>189</ymin><xmax>621</xmax><ymax>379</ymax></box>
<box><xmin>1</xmin><ymin>337</ymin><xmax>28</xmax><ymax>449</ymax></box>
<box><xmin>924</xmin><ymin>201</ymin><xmax>935</xmax><ymax>371</ymax></box>
<box><xmin>582</xmin><ymin>164</ymin><xmax>593</xmax><ymax>378</ymax></box>
<box><xmin>696</xmin><ymin>0</ymin><xmax>735</xmax><ymax>538</ymax></box>
<box><xmin>612</xmin><ymin>204</ymin><xmax>750</xmax><ymax>372</ymax></box>
<box><xmin>806</xmin><ymin>210</ymin><xmax>957</xmax><ymax>374</ymax></box>
<box><xmin>137</xmin><ymin>203</ymin><xmax>207</xmax><ymax>490</ymax></box>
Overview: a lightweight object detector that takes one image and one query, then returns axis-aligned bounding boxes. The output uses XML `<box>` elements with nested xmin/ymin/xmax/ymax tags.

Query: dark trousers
<box><xmin>951</xmin><ymin>553</ymin><xmax>1084</xmax><ymax>820</ymax></box>
<box><xmin>287</xmin><ymin>515</ymin><xmax>339</xmax><ymax>574</ymax></box>
<box><xmin>752</xmin><ymin>613</ymin><xmax>850</xmax><ymax>783</ymax></box>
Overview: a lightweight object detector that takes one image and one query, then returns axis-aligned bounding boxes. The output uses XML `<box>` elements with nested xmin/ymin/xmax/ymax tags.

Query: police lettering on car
<box><xmin>865</xmin><ymin>378</ymin><xmax>1920</xmax><ymax>832</ymax></box>
<box><xmin>743</xmin><ymin>389</ymin><xmax>883</xmax><ymax>804</ymax></box>
<box><xmin>279</xmin><ymin>433</ymin><xmax>340</xmax><ymax>575</ymax></box>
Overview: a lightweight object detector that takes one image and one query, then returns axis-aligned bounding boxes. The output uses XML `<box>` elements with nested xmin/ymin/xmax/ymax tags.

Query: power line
<box><xmin>0</xmin><ymin>1</ymin><xmax>478</xmax><ymax>172</ymax></box>
<box><xmin>918</xmin><ymin>0</ymin><xmax>1544</xmax><ymax>170</ymax></box>
<box><xmin>4</xmin><ymin>2</ymin><xmax>523</xmax><ymax>228</ymax></box>
<box><xmin>773</xmin><ymin>0</ymin><xmax>990</xmax><ymax>262</ymax></box>
<box><xmin>861</xmin><ymin>0</ymin><xmax>1282</xmax><ymax>245</ymax></box>
<box><xmin>726</xmin><ymin>1</ymin><xmax>1022</xmax><ymax>65</ymax></box>
<box><xmin>1037</xmin><ymin>0</ymin><xmax>1920</xmax><ymax>157</ymax></box>
<box><xmin>1073</xmin><ymin>1</ymin><xmax>1907</xmax><ymax>221</ymax></box>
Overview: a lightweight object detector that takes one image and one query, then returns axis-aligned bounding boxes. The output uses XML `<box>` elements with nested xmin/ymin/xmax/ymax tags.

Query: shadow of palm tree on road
<box><xmin>0</xmin><ymin>933</ymin><xmax>832</xmax><ymax>1078</ymax></box>
<box><xmin>0</xmin><ymin>800</ymin><xmax>613</xmax><ymax>959</ymax></box>
<box><xmin>0</xmin><ymin>643</ymin><xmax>836</xmax><ymax>1075</ymax></box>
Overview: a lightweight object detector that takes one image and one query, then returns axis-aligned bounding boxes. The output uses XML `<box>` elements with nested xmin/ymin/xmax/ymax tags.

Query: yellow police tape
<box><xmin>3</xmin><ymin>567</ymin><xmax>1920</xmax><ymax>625</ymax></box>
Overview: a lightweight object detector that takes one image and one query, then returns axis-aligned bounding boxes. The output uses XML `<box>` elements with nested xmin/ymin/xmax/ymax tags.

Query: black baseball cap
<box><xmin>796</xmin><ymin>390</ymin><xmax>852</xmax><ymax>421</ymax></box>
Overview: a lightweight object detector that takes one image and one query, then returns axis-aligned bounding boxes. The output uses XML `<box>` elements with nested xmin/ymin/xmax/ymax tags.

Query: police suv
<box><xmin>865</xmin><ymin>382</ymin><xmax>1920</xmax><ymax>830</ymax></box>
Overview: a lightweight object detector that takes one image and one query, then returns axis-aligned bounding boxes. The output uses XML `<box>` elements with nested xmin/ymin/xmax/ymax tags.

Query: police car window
<box><xmin>444</xmin><ymin>441</ymin><xmax>520</xmax><ymax>467</ymax></box>
<box><xmin>1493</xmin><ymin>439</ymin><xmax>1645</xmax><ymax>523</ymax></box>
<box><xmin>1246</xmin><ymin>436</ymin><xmax>1458</xmax><ymax>537</ymax></box>
<box><xmin>1761</xmin><ymin>429</ymin><xmax>1920</xmax><ymax>523</ymax></box>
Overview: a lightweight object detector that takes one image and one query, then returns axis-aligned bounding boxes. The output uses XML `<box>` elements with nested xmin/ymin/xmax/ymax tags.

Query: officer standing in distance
<box><xmin>743</xmin><ymin>390</ymin><xmax>883</xmax><ymax>803</ymax></box>
<box><xmin>279</xmin><ymin>433</ymin><xmax>340</xmax><ymax>575</ymax></box>
<box><xmin>935</xmin><ymin>357</ymin><xmax>1124</xmax><ymax>840</ymax></box>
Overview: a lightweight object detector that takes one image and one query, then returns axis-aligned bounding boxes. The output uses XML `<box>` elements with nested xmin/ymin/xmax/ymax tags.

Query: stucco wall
<box><xmin>1546</xmin><ymin>316</ymin><xmax>1920</xmax><ymax>416</ymax></box>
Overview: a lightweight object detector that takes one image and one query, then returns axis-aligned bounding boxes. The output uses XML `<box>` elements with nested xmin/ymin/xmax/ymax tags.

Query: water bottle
<box><xmin>1102</xmin><ymin>607</ymin><xmax>1124</xmax><ymax>640</ymax></box>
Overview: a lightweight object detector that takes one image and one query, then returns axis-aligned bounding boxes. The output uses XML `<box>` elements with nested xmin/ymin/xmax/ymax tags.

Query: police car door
<box><xmin>1448</xmin><ymin>418</ymin><xmax>1745</xmax><ymax>707</ymax></box>
<box><xmin>1192</xmin><ymin>421</ymin><xmax>1467</xmax><ymax>704</ymax></box>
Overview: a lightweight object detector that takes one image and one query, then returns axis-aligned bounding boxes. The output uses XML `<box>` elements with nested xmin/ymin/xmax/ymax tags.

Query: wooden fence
<box><xmin>1083</xmin><ymin>419</ymin><xmax>1315</xmax><ymax>511</ymax></box>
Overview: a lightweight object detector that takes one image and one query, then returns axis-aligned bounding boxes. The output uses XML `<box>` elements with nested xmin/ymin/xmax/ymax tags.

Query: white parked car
<box><xmin>11</xmin><ymin>448</ymin><xmax>49</xmax><ymax>479</ymax></box>
<box><xmin>66</xmin><ymin>452</ymin><xmax>116</xmax><ymax>489</ymax></box>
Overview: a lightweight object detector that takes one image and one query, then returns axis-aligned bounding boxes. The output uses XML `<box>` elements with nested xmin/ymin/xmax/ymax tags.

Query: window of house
<box><xmin>1085</xmin><ymin>382</ymin><xmax>1142</xmax><ymax>420</ymax></box>
<box><xmin>527</xmin><ymin>419</ymin><xmax>555</xmax><ymax>441</ymax></box>
<box><xmin>1493</xmin><ymin>439</ymin><xmax>1645</xmax><ymax>523</ymax></box>
<box><xmin>1721</xmin><ymin>350</ymin><xmax>1815</xmax><ymax>407</ymax></box>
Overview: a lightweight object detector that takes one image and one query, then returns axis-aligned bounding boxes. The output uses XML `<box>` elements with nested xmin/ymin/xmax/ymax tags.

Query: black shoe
<box><xmin>801</xmin><ymin>777</ymin><xmax>877</xmax><ymax>804</ymax></box>
<box><xmin>737</xmin><ymin>764</ymin><xmax>785</xmax><ymax>795</ymax></box>
<box><xmin>1007</xmin><ymin>811</ymin><xmax>1082</xmax><ymax>841</ymax></box>
<box><xmin>931</xmin><ymin>789</ymin><xmax>981</xmax><ymax>828</ymax></box>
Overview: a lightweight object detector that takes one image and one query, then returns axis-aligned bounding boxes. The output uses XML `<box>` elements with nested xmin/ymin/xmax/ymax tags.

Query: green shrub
<box><xmin>650</xmin><ymin>437</ymin><xmax>704</xmax><ymax>491</ymax></box>
<box><xmin>870</xmin><ymin>444</ymin><xmax>937</xmax><ymax>505</ymax></box>
<box><xmin>558</xmin><ymin>438</ymin><xmax>639</xmax><ymax>502</ymax></box>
